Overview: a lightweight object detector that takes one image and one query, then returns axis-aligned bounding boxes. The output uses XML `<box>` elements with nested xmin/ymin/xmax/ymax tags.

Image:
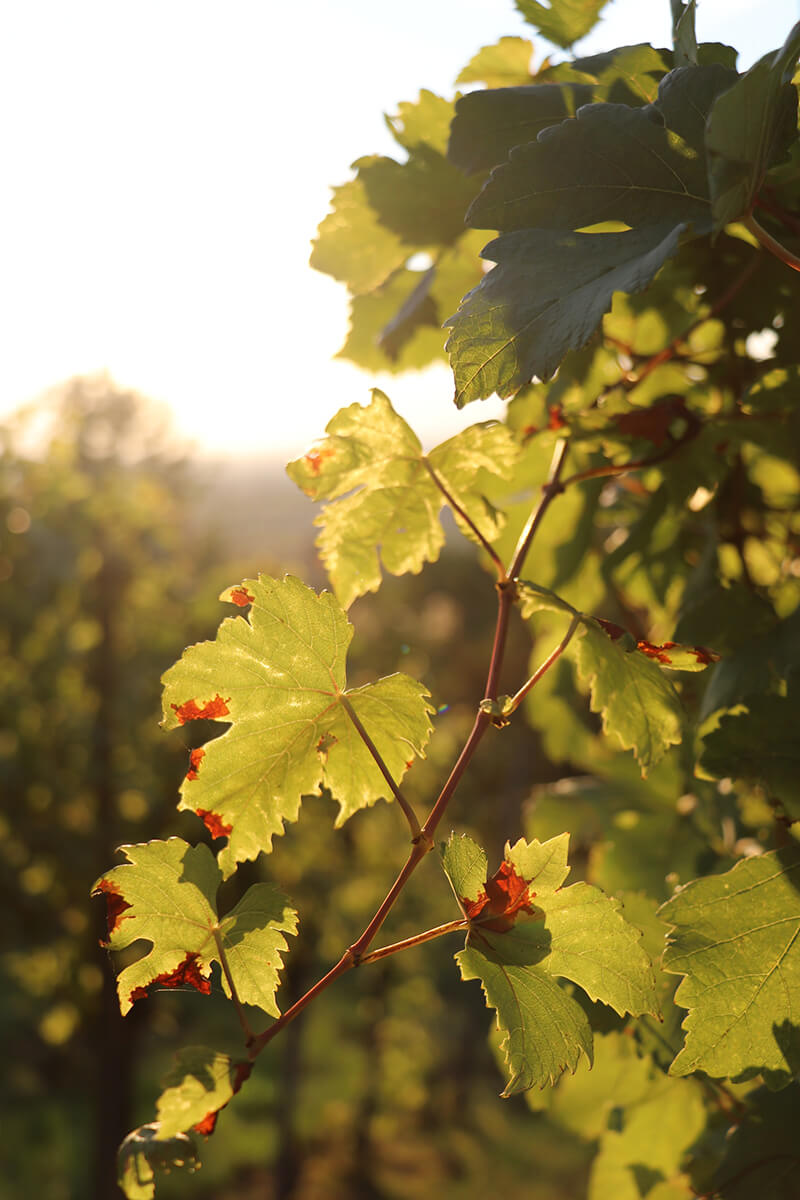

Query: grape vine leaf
<box><xmin>706</xmin><ymin>22</ymin><xmax>800</xmax><ymax>232</ymax></box>
<box><xmin>161</xmin><ymin>574</ymin><xmax>433</xmax><ymax>872</ymax></box>
<box><xmin>93</xmin><ymin>838</ymin><xmax>297</xmax><ymax>1015</ymax></box>
<box><xmin>445</xmin><ymin>222</ymin><xmax>686</xmax><ymax>402</ymax></box>
<box><xmin>518</xmin><ymin>583</ymin><xmax>715</xmax><ymax>771</ymax></box>
<box><xmin>287</xmin><ymin>391</ymin><xmax>516</xmax><ymax>605</ymax></box>
<box><xmin>118</xmin><ymin>1124</ymin><xmax>198</xmax><ymax>1200</ymax></box>
<box><xmin>455</xmin><ymin>37</ymin><xmax>535</xmax><ymax>90</ymax></box>
<box><xmin>465</xmin><ymin>67</ymin><xmax>736</xmax><ymax>233</ymax></box>
<box><xmin>514</xmin><ymin>0</ymin><xmax>610</xmax><ymax>50</ymax></box>
<box><xmin>156</xmin><ymin>1047</ymin><xmax>250</xmax><ymax>1139</ymax></box>
<box><xmin>709</xmin><ymin>1085</ymin><xmax>800</xmax><ymax>1199</ymax></box>
<box><xmin>442</xmin><ymin>832</ymin><xmax>657</xmax><ymax>1093</ymax></box>
<box><xmin>660</xmin><ymin>846</ymin><xmax>800</xmax><ymax>1086</ymax></box>
<box><xmin>310</xmin><ymin>175</ymin><xmax>410</xmax><ymax>295</ymax></box>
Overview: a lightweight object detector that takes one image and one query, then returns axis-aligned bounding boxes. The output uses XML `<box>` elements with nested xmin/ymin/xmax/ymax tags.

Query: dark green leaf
<box><xmin>706</xmin><ymin>22</ymin><xmax>800</xmax><ymax>231</ymax></box>
<box><xmin>672</xmin><ymin>0</ymin><xmax>698</xmax><ymax>69</ymax></box>
<box><xmin>661</xmin><ymin>846</ymin><xmax>800</xmax><ymax>1085</ymax></box>
<box><xmin>710</xmin><ymin>1085</ymin><xmax>800</xmax><ymax>1198</ymax></box>
<box><xmin>445</xmin><ymin>222</ymin><xmax>685</xmax><ymax>403</ymax></box>
<box><xmin>357</xmin><ymin>144</ymin><xmax>477</xmax><ymax>247</ymax></box>
<box><xmin>540</xmin><ymin>43</ymin><xmax>673</xmax><ymax>103</ymax></box>
<box><xmin>514</xmin><ymin>0</ymin><xmax>610</xmax><ymax>50</ymax></box>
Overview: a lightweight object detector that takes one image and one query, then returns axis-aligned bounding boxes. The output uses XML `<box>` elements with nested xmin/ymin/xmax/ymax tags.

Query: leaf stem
<box><xmin>212</xmin><ymin>928</ymin><xmax>255</xmax><ymax>1044</ymax></box>
<box><xmin>744</xmin><ymin>212</ymin><xmax>800</xmax><ymax>273</ymax></box>
<box><xmin>422</xmin><ymin>457</ymin><xmax>507</xmax><ymax>580</ymax></box>
<box><xmin>508</xmin><ymin>438</ymin><xmax>570</xmax><ymax>580</ymax></box>
<box><xmin>338</xmin><ymin>692</ymin><xmax>422</xmax><ymax>840</ymax></box>
<box><xmin>504</xmin><ymin>614</ymin><xmax>582</xmax><ymax>714</ymax></box>
<box><xmin>358</xmin><ymin>919</ymin><xmax>468</xmax><ymax>965</ymax></box>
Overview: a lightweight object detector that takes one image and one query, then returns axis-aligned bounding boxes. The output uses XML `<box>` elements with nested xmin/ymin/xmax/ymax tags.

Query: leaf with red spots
<box><xmin>441</xmin><ymin>832</ymin><xmax>657</xmax><ymax>1093</ymax></box>
<box><xmin>286</xmin><ymin>389</ymin><xmax>516</xmax><ymax>607</ymax></box>
<box><xmin>95</xmin><ymin>878</ymin><xmax>132</xmax><ymax>938</ymax></box>
<box><xmin>227</xmin><ymin>586</ymin><xmax>254</xmax><ymax>608</ymax></box>
<box><xmin>185</xmin><ymin>748</ymin><xmax>205</xmax><ymax>781</ymax></box>
<box><xmin>171</xmin><ymin>695</ymin><xmax>230</xmax><ymax>725</ymax></box>
<box><xmin>155</xmin><ymin>1047</ymin><xmax>243</xmax><ymax>1140</ymax></box>
<box><xmin>92</xmin><ymin>838</ymin><xmax>297</xmax><ymax>1016</ymax></box>
<box><xmin>162</xmin><ymin>574</ymin><xmax>433</xmax><ymax>875</ymax></box>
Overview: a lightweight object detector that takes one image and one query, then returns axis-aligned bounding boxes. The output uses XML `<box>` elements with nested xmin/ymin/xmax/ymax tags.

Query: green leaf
<box><xmin>448</xmin><ymin>82</ymin><xmax>595</xmax><ymax>175</ymax></box>
<box><xmin>161</xmin><ymin>575</ymin><xmax>433</xmax><ymax>871</ymax></box>
<box><xmin>706</xmin><ymin>22</ymin><xmax>800</xmax><ymax>232</ymax></box>
<box><xmin>541</xmin><ymin>42</ymin><xmax>673</xmax><ymax>103</ymax></box>
<box><xmin>514</xmin><ymin>0</ymin><xmax>610</xmax><ymax>50</ymax></box>
<box><xmin>661</xmin><ymin>847</ymin><xmax>800</xmax><ymax>1085</ymax></box>
<box><xmin>310</xmin><ymin>176</ymin><xmax>410</xmax><ymax>295</ymax></box>
<box><xmin>446</xmin><ymin>222</ymin><xmax>686</xmax><ymax>403</ymax></box>
<box><xmin>700</xmin><ymin>684</ymin><xmax>800</xmax><ymax>815</ymax></box>
<box><xmin>543</xmin><ymin>1029</ymin><xmax>654</xmax><ymax>1138</ymax></box>
<box><xmin>450</xmin><ymin>833</ymin><xmax>657</xmax><ymax>1092</ymax></box>
<box><xmin>356</xmin><ymin>142</ymin><xmax>477</xmax><ymax>248</ymax></box>
<box><xmin>156</xmin><ymin>1047</ymin><xmax>243</xmax><ymax>1139</ymax></box>
<box><xmin>672</xmin><ymin>0</ymin><xmax>697</xmax><ymax>69</ymax></box>
<box><xmin>440</xmin><ymin>832</ymin><xmax>488</xmax><ymax>911</ymax></box>
<box><xmin>92</xmin><ymin>838</ymin><xmax>297</xmax><ymax>1014</ymax></box>
<box><xmin>588</xmin><ymin>1072</ymin><xmax>707</xmax><ymax>1200</ymax></box>
<box><xmin>466</xmin><ymin>67</ymin><xmax>736</xmax><ymax>233</ymax></box>
<box><xmin>385</xmin><ymin>89</ymin><xmax>459</xmax><ymax>156</ymax></box>
<box><xmin>456</xmin><ymin>37</ymin><xmax>535</xmax><ymax>89</ymax></box>
<box><xmin>287</xmin><ymin>391</ymin><xmax>516</xmax><ymax>604</ymax></box>
<box><xmin>710</xmin><ymin>1085</ymin><xmax>800</xmax><ymax>1198</ymax></box>
<box><xmin>118</xmin><ymin>1124</ymin><xmax>199</xmax><ymax>1200</ymax></box>
<box><xmin>574</xmin><ymin>618</ymin><xmax>685</xmax><ymax>773</ymax></box>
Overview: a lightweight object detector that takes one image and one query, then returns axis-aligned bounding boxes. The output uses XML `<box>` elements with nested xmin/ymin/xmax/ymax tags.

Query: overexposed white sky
<box><xmin>1</xmin><ymin>0</ymin><xmax>798</xmax><ymax>458</ymax></box>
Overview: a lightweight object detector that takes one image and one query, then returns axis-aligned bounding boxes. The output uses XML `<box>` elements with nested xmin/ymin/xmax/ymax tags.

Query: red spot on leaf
<box><xmin>186</xmin><ymin>748</ymin><xmax>205</xmax><ymax>781</ymax></box>
<box><xmin>405</xmin><ymin>759</ymin><xmax>414</xmax><ymax>771</ymax></box>
<box><xmin>596</xmin><ymin>617</ymin><xmax>627</xmax><ymax>641</ymax></box>
<box><xmin>462</xmin><ymin>861</ymin><xmax>538</xmax><ymax>932</ymax></box>
<box><xmin>637</xmin><ymin>639</ymin><xmax>673</xmax><ymax>665</ymax></box>
<box><xmin>95</xmin><ymin>878</ymin><xmax>132</xmax><ymax>938</ymax></box>
<box><xmin>193</xmin><ymin>1111</ymin><xmax>218</xmax><ymax>1137</ymax></box>
<box><xmin>171</xmin><ymin>695</ymin><xmax>230</xmax><ymax>725</ymax></box>
<box><xmin>128</xmin><ymin>952</ymin><xmax>212</xmax><ymax>1006</ymax></box>
<box><xmin>691</xmin><ymin>645</ymin><xmax>720</xmax><ymax>665</ymax></box>
<box><xmin>522</xmin><ymin>423</ymin><xmax>539</xmax><ymax>437</ymax></box>
<box><xmin>197</xmin><ymin>808</ymin><xmax>232</xmax><ymax>839</ymax></box>
<box><xmin>228</xmin><ymin>587</ymin><xmax>254</xmax><ymax>608</ymax></box>
<box><xmin>548</xmin><ymin>405</ymin><xmax>567</xmax><ymax>431</ymax></box>
<box><xmin>304</xmin><ymin>447</ymin><xmax>336</xmax><ymax>475</ymax></box>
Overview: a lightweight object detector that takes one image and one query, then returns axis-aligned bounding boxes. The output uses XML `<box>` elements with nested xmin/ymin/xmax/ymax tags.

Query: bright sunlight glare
<box><xmin>0</xmin><ymin>0</ymin><xmax>798</xmax><ymax>457</ymax></box>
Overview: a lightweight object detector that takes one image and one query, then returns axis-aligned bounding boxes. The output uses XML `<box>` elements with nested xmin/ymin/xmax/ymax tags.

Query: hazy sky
<box><xmin>2</xmin><ymin>0</ymin><xmax>799</xmax><ymax>458</ymax></box>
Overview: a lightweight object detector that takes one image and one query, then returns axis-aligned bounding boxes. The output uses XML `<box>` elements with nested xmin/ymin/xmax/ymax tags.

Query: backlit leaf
<box><xmin>287</xmin><ymin>391</ymin><xmax>516</xmax><ymax>605</ymax></box>
<box><xmin>156</xmin><ymin>1047</ymin><xmax>250</xmax><ymax>1139</ymax></box>
<box><xmin>310</xmin><ymin>176</ymin><xmax>409</xmax><ymax>295</ymax></box>
<box><xmin>447</xmin><ymin>833</ymin><xmax>657</xmax><ymax>1092</ymax></box>
<box><xmin>661</xmin><ymin>847</ymin><xmax>800</xmax><ymax>1085</ymax></box>
<box><xmin>118</xmin><ymin>1124</ymin><xmax>199</xmax><ymax>1200</ymax></box>
<box><xmin>92</xmin><ymin>838</ymin><xmax>297</xmax><ymax>1015</ymax></box>
<box><xmin>445</xmin><ymin>222</ymin><xmax>686</xmax><ymax>403</ymax></box>
<box><xmin>161</xmin><ymin>575</ymin><xmax>433</xmax><ymax>872</ymax></box>
<box><xmin>514</xmin><ymin>0</ymin><xmax>610</xmax><ymax>50</ymax></box>
<box><xmin>456</xmin><ymin>37</ymin><xmax>535</xmax><ymax>89</ymax></box>
<box><xmin>706</xmin><ymin>22</ymin><xmax>800</xmax><ymax>231</ymax></box>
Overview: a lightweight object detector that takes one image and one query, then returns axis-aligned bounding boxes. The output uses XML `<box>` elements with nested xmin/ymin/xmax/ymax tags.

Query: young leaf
<box><xmin>287</xmin><ymin>391</ymin><xmax>516</xmax><ymax>604</ymax></box>
<box><xmin>445</xmin><ymin>222</ymin><xmax>685</xmax><ymax>402</ymax></box>
<box><xmin>706</xmin><ymin>22</ymin><xmax>800</xmax><ymax>231</ymax></box>
<box><xmin>574</xmin><ymin>619</ymin><xmax>685</xmax><ymax>773</ymax></box>
<box><xmin>118</xmin><ymin>1124</ymin><xmax>198</xmax><ymax>1200</ymax></box>
<box><xmin>445</xmin><ymin>833</ymin><xmax>657</xmax><ymax>1092</ymax></box>
<box><xmin>92</xmin><ymin>838</ymin><xmax>297</xmax><ymax>1015</ymax></box>
<box><xmin>661</xmin><ymin>846</ymin><xmax>800</xmax><ymax>1086</ymax></box>
<box><xmin>514</xmin><ymin>0</ymin><xmax>610</xmax><ymax>50</ymax></box>
<box><xmin>455</xmin><ymin>37</ymin><xmax>535</xmax><ymax>90</ymax></box>
<box><xmin>156</xmin><ymin>1047</ymin><xmax>250</xmax><ymax>1139</ymax></box>
<box><xmin>162</xmin><ymin>574</ymin><xmax>433</xmax><ymax>872</ymax></box>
